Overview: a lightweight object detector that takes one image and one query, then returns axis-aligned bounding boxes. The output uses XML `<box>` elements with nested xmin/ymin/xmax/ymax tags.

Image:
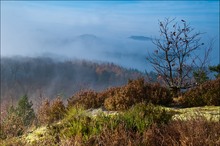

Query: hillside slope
<box><xmin>1</xmin><ymin>56</ymin><xmax>144</xmax><ymax>100</ymax></box>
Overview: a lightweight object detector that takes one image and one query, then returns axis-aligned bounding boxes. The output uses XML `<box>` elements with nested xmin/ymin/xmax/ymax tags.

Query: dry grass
<box><xmin>146</xmin><ymin>118</ymin><xmax>220</xmax><ymax>146</ymax></box>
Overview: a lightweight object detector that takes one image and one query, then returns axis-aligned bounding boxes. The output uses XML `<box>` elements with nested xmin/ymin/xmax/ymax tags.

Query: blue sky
<box><xmin>1</xmin><ymin>1</ymin><xmax>219</xmax><ymax>71</ymax></box>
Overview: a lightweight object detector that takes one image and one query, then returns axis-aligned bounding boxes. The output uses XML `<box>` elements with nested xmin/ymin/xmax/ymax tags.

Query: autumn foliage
<box><xmin>183</xmin><ymin>77</ymin><xmax>220</xmax><ymax>106</ymax></box>
<box><xmin>37</xmin><ymin>97</ymin><xmax>66</xmax><ymax>125</ymax></box>
<box><xmin>67</xmin><ymin>78</ymin><xmax>172</xmax><ymax>111</ymax></box>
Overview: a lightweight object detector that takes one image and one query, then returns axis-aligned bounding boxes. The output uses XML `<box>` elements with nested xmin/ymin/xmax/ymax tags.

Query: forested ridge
<box><xmin>1</xmin><ymin>56</ymin><xmax>144</xmax><ymax>101</ymax></box>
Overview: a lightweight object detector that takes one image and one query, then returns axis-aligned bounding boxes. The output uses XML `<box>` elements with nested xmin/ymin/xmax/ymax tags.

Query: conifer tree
<box><xmin>16</xmin><ymin>95</ymin><xmax>35</xmax><ymax>126</ymax></box>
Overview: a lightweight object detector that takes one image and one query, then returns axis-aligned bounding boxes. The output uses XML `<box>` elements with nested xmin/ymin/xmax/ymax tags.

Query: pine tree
<box><xmin>209</xmin><ymin>64</ymin><xmax>220</xmax><ymax>78</ymax></box>
<box><xmin>1</xmin><ymin>95</ymin><xmax>35</xmax><ymax>137</ymax></box>
<box><xmin>193</xmin><ymin>70</ymin><xmax>209</xmax><ymax>84</ymax></box>
<box><xmin>16</xmin><ymin>95</ymin><xmax>35</xmax><ymax>126</ymax></box>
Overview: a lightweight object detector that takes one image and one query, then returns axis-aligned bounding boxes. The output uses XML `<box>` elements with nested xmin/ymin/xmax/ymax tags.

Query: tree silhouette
<box><xmin>147</xmin><ymin>18</ymin><xmax>213</xmax><ymax>95</ymax></box>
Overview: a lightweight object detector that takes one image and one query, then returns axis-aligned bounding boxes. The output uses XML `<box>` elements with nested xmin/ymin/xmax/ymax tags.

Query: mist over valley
<box><xmin>1</xmin><ymin>1</ymin><xmax>219</xmax><ymax>107</ymax></box>
<box><xmin>0</xmin><ymin>56</ymin><xmax>145</xmax><ymax>103</ymax></box>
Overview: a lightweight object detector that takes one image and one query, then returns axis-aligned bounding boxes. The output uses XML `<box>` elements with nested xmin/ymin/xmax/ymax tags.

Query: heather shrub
<box><xmin>91</xmin><ymin>113</ymin><xmax>219</xmax><ymax>146</ymax></box>
<box><xmin>183</xmin><ymin>78</ymin><xmax>220</xmax><ymax>106</ymax></box>
<box><xmin>0</xmin><ymin>137</ymin><xmax>26</xmax><ymax>146</ymax></box>
<box><xmin>104</xmin><ymin>78</ymin><xmax>172</xmax><ymax>111</ymax></box>
<box><xmin>37</xmin><ymin>97</ymin><xmax>66</xmax><ymax>125</ymax></box>
<box><xmin>67</xmin><ymin>87</ymin><xmax>122</xmax><ymax>110</ymax></box>
<box><xmin>50</xmin><ymin>97</ymin><xmax>66</xmax><ymax>122</ymax></box>
<box><xmin>104</xmin><ymin>78</ymin><xmax>147</xmax><ymax>110</ymax></box>
<box><xmin>37</xmin><ymin>99</ymin><xmax>51</xmax><ymax>125</ymax></box>
<box><xmin>67</xmin><ymin>90</ymin><xmax>102</xmax><ymax>109</ymax></box>
<box><xmin>97</xmin><ymin>87</ymin><xmax>120</xmax><ymax>107</ymax></box>
<box><xmin>0</xmin><ymin>106</ymin><xmax>25</xmax><ymax>139</ymax></box>
<box><xmin>146</xmin><ymin>117</ymin><xmax>220</xmax><ymax>146</ymax></box>
<box><xmin>104</xmin><ymin>91</ymin><xmax>137</xmax><ymax>111</ymax></box>
<box><xmin>88</xmin><ymin>124</ymin><xmax>144</xmax><ymax>146</ymax></box>
<box><xmin>145</xmin><ymin>83</ymin><xmax>172</xmax><ymax>105</ymax></box>
<box><xmin>67</xmin><ymin>78</ymin><xmax>171</xmax><ymax>111</ymax></box>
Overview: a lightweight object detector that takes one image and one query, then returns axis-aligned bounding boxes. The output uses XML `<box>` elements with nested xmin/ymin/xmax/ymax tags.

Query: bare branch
<box><xmin>147</xmin><ymin>18</ymin><xmax>213</xmax><ymax>93</ymax></box>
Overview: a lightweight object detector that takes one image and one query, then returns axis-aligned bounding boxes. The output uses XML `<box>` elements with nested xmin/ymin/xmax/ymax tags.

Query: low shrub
<box><xmin>0</xmin><ymin>107</ymin><xmax>25</xmax><ymax>138</ymax></box>
<box><xmin>50</xmin><ymin>97</ymin><xmax>66</xmax><ymax>122</ymax></box>
<box><xmin>67</xmin><ymin>87</ymin><xmax>121</xmax><ymax>110</ymax></box>
<box><xmin>0</xmin><ymin>137</ymin><xmax>26</xmax><ymax>146</ymax></box>
<box><xmin>121</xmin><ymin>103</ymin><xmax>173</xmax><ymax>132</ymax></box>
<box><xmin>37</xmin><ymin>97</ymin><xmax>66</xmax><ymax>125</ymax></box>
<box><xmin>37</xmin><ymin>99</ymin><xmax>51</xmax><ymax>125</ymax></box>
<box><xmin>67</xmin><ymin>78</ymin><xmax>172</xmax><ymax>111</ymax></box>
<box><xmin>183</xmin><ymin>78</ymin><xmax>220</xmax><ymax>107</ymax></box>
<box><xmin>146</xmin><ymin>117</ymin><xmax>220</xmax><ymax>146</ymax></box>
<box><xmin>146</xmin><ymin>83</ymin><xmax>172</xmax><ymax>105</ymax></box>
<box><xmin>67</xmin><ymin>90</ymin><xmax>101</xmax><ymax>109</ymax></box>
<box><xmin>87</xmin><ymin>124</ymin><xmax>144</xmax><ymax>146</ymax></box>
<box><xmin>104</xmin><ymin>78</ymin><xmax>146</xmax><ymax>110</ymax></box>
<box><xmin>104</xmin><ymin>78</ymin><xmax>172</xmax><ymax>111</ymax></box>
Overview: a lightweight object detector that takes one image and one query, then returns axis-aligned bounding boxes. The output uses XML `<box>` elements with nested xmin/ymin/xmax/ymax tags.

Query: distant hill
<box><xmin>37</xmin><ymin>34</ymin><xmax>151</xmax><ymax>71</ymax></box>
<box><xmin>1</xmin><ymin>56</ymin><xmax>144</xmax><ymax>100</ymax></box>
<box><xmin>76</xmin><ymin>34</ymin><xmax>98</xmax><ymax>40</ymax></box>
<box><xmin>129</xmin><ymin>36</ymin><xmax>152</xmax><ymax>41</ymax></box>
<box><xmin>74</xmin><ymin>34</ymin><xmax>101</xmax><ymax>43</ymax></box>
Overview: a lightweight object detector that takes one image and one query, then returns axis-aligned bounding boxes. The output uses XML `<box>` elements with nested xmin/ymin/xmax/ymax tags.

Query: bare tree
<box><xmin>193</xmin><ymin>39</ymin><xmax>213</xmax><ymax>84</ymax></box>
<box><xmin>147</xmin><ymin>18</ymin><xmax>213</xmax><ymax>95</ymax></box>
